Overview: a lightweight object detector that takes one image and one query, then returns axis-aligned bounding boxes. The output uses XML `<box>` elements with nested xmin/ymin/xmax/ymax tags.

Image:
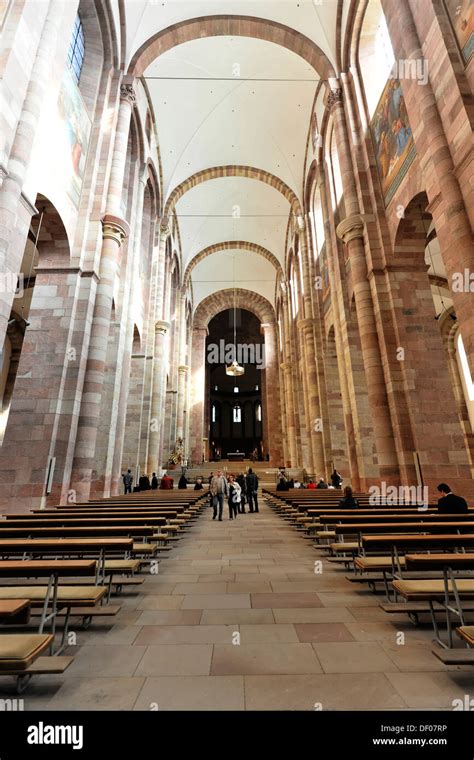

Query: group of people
<box><xmin>276</xmin><ymin>469</ymin><xmax>343</xmax><ymax>492</ymax></box>
<box><xmin>122</xmin><ymin>469</ymin><xmax>181</xmax><ymax>493</ymax></box>
<box><xmin>209</xmin><ymin>468</ymin><xmax>259</xmax><ymax>520</ymax></box>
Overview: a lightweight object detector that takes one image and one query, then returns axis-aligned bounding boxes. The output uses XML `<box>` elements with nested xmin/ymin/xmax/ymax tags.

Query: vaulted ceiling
<box><xmin>123</xmin><ymin>1</ymin><xmax>348</xmax><ymax>310</ymax></box>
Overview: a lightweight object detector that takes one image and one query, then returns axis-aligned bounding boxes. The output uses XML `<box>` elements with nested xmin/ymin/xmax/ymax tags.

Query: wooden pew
<box><xmin>0</xmin><ymin>633</ymin><xmax>74</xmax><ymax>693</ymax></box>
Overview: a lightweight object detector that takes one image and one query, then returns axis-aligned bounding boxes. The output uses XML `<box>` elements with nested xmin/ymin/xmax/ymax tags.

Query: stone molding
<box><xmin>101</xmin><ymin>214</ymin><xmax>130</xmax><ymax>245</ymax></box>
<box><xmin>155</xmin><ymin>319</ymin><xmax>170</xmax><ymax>335</ymax></box>
<box><xmin>336</xmin><ymin>214</ymin><xmax>365</xmax><ymax>244</ymax></box>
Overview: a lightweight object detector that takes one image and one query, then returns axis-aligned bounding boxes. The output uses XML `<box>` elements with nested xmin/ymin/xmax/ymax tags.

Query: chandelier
<box><xmin>226</xmin><ymin>281</ymin><xmax>245</xmax><ymax>377</ymax></box>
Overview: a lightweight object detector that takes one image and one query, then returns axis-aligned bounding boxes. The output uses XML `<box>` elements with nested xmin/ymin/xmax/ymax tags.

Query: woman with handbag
<box><xmin>228</xmin><ymin>474</ymin><xmax>241</xmax><ymax>520</ymax></box>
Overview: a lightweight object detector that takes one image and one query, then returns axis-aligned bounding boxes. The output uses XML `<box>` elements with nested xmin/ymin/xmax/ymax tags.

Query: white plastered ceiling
<box><xmin>125</xmin><ymin>1</ymin><xmax>347</xmax><ymax>309</ymax></box>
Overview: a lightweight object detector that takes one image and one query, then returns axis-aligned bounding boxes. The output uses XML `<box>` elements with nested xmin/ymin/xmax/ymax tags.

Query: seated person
<box><xmin>276</xmin><ymin>477</ymin><xmax>289</xmax><ymax>491</ymax></box>
<box><xmin>151</xmin><ymin>472</ymin><xmax>159</xmax><ymax>489</ymax></box>
<box><xmin>307</xmin><ymin>480</ymin><xmax>316</xmax><ymax>490</ymax></box>
<box><xmin>194</xmin><ymin>477</ymin><xmax>204</xmax><ymax>490</ymax></box>
<box><xmin>338</xmin><ymin>486</ymin><xmax>359</xmax><ymax>508</ymax></box>
<box><xmin>178</xmin><ymin>474</ymin><xmax>188</xmax><ymax>489</ymax></box>
<box><xmin>316</xmin><ymin>478</ymin><xmax>328</xmax><ymax>489</ymax></box>
<box><xmin>160</xmin><ymin>473</ymin><xmax>174</xmax><ymax>489</ymax></box>
<box><xmin>437</xmin><ymin>483</ymin><xmax>468</xmax><ymax>513</ymax></box>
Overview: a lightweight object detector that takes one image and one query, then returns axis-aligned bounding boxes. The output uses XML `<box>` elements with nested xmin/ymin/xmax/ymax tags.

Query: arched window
<box><xmin>211</xmin><ymin>404</ymin><xmax>216</xmax><ymax>423</ymax></box>
<box><xmin>255</xmin><ymin>403</ymin><xmax>262</xmax><ymax>422</ymax></box>
<box><xmin>233</xmin><ymin>405</ymin><xmax>241</xmax><ymax>423</ymax></box>
<box><xmin>358</xmin><ymin>0</ymin><xmax>395</xmax><ymax>118</ymax></box>
<box><xmin>67</xmin><ymin>14</ymin><xmax>85</xmax><ymax>85</ymax></box>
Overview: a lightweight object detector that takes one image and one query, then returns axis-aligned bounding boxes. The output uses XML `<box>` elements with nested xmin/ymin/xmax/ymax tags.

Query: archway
<box><xmin>190</xmin><ymin>289</ymin><xmax>283</xmax><ymax>467</ymax></box>
<box><xmin>129</xmin><ymin>15</ymin><xmax>334</xmax><ymax>78</ymax></box>
<box><xmin>390</xmin><ymin>192</ymin><xmax>473</xmax><ymax>492</ymax></box>
<box><xmin>207</xmin><ymin>309</ymin><xmax>264</xmax><ymax>461</ymax></box>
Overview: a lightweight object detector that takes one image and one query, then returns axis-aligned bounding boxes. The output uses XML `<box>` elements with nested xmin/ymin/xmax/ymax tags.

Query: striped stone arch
<box><xmin>183</xmin><ymin>241</ymin><xmax>283</xmax><ymax>288</ymax></box>
<box><xmin>129</xmin><ymin>15</ymin><xmax>334</xmax><ymax>78</ymax></box>
<box><xmin>193</xmin><ymin>288</ymin><xmax>275</xmax><ymax>329</ymax></box>
<box><xmin>162</xmin><ymin>165</ymin><xmax>303</xmax><ymax>223</ymax></box>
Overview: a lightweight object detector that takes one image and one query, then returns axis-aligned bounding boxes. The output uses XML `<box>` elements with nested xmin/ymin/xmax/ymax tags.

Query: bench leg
<box><xmin>429</xmin><ymin>600</ymin><xmax>447</xmax><ymax>649</ymax></box>
<box><xmin>16</xmin><ymin>673</ymin><xmax>32</xmax><ymax>694</ymax></box>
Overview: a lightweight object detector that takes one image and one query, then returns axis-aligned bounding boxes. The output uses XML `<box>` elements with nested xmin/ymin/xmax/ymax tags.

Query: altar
<box><xmin>227</xmin><ymin>452</ymin><xmax>245</xmax><ymax>462</ymax></box>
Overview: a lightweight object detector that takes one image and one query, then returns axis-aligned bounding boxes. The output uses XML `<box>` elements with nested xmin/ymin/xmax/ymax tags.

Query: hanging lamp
<box><xmin>226</xmin><ymin>281</ymin><xmax>245</xmax><ymax>377</ymax></box>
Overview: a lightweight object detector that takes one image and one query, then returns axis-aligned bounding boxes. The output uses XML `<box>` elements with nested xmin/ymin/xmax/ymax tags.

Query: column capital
<box><xmin>101</xmin><ymin>214</ymin><xmax>130</xmax><ymax>245</ymax></box>
<box><xmin>159</xmin><ymin>218</ymin><xmax>171</xmax><ymax>238</ymax></box>
<box><xmin>326</xmin><ymin>86</ymin><xmax>343</xmax><ymax>111</ymax></box>
<box><xmin>178</xmin><ymin>364</ymin><xmax>189</xmax><ymax>374</ymax></box>
<box><xmin>155</xmin><ymin>319</ymin><xmax>170</xmax><ymax>335</ymax></box>
<box><xmin>297</xmin><ymin>317</ymin><xmax>315</xmax><ymax>333</ymax></box>
<box><xmin>336</xmin><ymin>214</ymin><xmax>364</xmax><ymax>244</ymax></box>
<box><xmin>120</xmin><ymin>82</ymin><xmax>136</xmax><ymax>106</ymax></box>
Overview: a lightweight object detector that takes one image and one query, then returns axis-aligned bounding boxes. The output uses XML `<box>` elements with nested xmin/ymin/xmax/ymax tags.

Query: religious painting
<box><xmin>56</xmin><ymin>68</ymin><xmax>91</xmax><ymax>207</ymax></box>
<box><xmin>444</xmin><ymin>0</ymin><xmax>474</xmax><ymax>64</ymax></box>
<box><xmin>371</xmin><ymin>77</ymin><xmax>416</xmax><ymax>207</ymax></box>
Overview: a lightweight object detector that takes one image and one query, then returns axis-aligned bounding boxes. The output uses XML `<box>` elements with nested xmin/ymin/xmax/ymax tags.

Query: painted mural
<box><xmin>56</xmin><ymin>68</ymin><xmax>91</xmax><ymax>207</ymax></box>
<box><xmin>445</xmin><ymin>0</ymin><xmax>474</xmax><ymax>64</ymax></box>
<box><xmin>371</xmin><ymin>78</ymin><xmax>416</xmax><ymax>207</ymax></box>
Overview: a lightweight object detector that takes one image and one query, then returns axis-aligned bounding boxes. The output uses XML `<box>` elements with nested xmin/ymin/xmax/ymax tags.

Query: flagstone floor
<box><xmin>5</xmin><ymin>499</ymin><xmax>473</xmax><ymax>710</ymax></box>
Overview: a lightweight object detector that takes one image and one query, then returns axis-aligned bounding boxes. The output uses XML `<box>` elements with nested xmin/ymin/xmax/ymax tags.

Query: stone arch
<box><xmin>193</xmin><ymin>289</ymin><xmax>275</xmax><ymax>329</ymax></box>
<box><xmin>392</xmin><ymin>191</ymin><xmax>431</xmax><ymax>268</ymax></box>
<box><xmin>129</xmin><ymin>15</ymin><xmax>335</xmax><ymax>78</ymax></box>
<box><xmin>183</xmin><ymin>241</ymin><xmax>282</xmax><ymax>288</ymax></box>
<box><xmin>162</xmin><ymin>165</ymin><xmax>302</xmax><ymax>223</ymax></box>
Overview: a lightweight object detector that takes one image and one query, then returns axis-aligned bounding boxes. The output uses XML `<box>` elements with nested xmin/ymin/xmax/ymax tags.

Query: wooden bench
<box><xmin>0</xmin><ymin>633</ymin><xmax>74</xmax><ymax>693</ymax></box>
<box><xmin>0</xmin><ymin>585</ymin><xmax>107</xmax><ymax>653</ymax></box>
<box><xmin>0</xmin><ymin>599</ymin><xmax>30</xmax><ymax>625</ymax></box>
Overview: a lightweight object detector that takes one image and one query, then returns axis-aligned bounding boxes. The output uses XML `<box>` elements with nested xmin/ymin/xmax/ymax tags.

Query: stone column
<box><xmin>0</xmin><ymin>0</ymin><xmax>64</xmax><ymax>343</ymax></box>
<box><xmin>189</xmin><ymin>326</ymin><xmax>208</xmax><ymax>465</ymax></box>
<box><xmin>109</xmin><ymin>168</ymin><xmax>148</xmax><ymax>494</ymax></box>
<box><xmin>329</xmin><ymin>87</ymin><xmax>400</xmax><ymax>484</ymax></box>
<box><xmin>298</xmin><ymin>317</ymin><xmax>326</xmax><ymax>477</ymax></box>
<box><xmin>280</xmin><ymin>293</ymin><xmax>298</xmax><ymax>465</ymax></box>
<box><xmin>317</xmin><ymin>166</ymin><xmax>362</xmax><ymax>489</ymax></box>
<box><xmin>146</xmin><ymin>319</ymin><xmax>170</xmax><ymax>474</ymax></box>
<box><xmin>261</xmin><ymin>321</ymin><xmax>284</xmax><ymax>466</ymax></box>
<box><xmin>176</xmin><ymin>364</ymin><xmax>188</xmax><ymax>441</ymax></box>
<box><xmin>70</xmin><ymin>82</ymin><xmax>135</xmax><ymax>501</ymax></box>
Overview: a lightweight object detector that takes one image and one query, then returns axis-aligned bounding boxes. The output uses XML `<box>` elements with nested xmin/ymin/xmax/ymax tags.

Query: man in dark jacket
<box><xmin>151</xmin><ymin>472</ymin><xmax>159</xmax><ymax>489</ymax></box>
<box><xmin>437</xmin><ymin>483</ymin><xmax>468</xmax><ymax>514</ymax></box>
<box><xmin>123</xmin><ymin>469</ymin><xmax>133</xmax><ymax>494</ymax></box>
<box><xmin>245</xmin><ymin>468</ymin><xmax>259</xmax><ymax>513</ymax></box>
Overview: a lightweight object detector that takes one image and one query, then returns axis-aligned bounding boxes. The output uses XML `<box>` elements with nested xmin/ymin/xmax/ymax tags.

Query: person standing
<box><xmin>246</xmin><ymin>468</ymin><xmax>259</xmax><ymax>513</ymax></box>
<box><xmin>228</xmin><ymin>474</ymin><xmax>241</xmax><ymax>519</ymax></box>
<box><xmin>236</xmin><ymin>471</ymin><xmax>247</xmax><ymax>513</ymax></box>
<box><xmin>178</xmin><ymin>474</ymin><xmax>188</xmax><ymax>489</ymax></box>
<box><xmin>123</xmin><ymin>469</ymin><xmax>133</xmax><ymax>495</ymax></box>
<box><xmin>330</xmin><ymin>469</ymin><xmax>343</xmax><ymax>489</ymax></box>
<box><xmin>210</xmin><ymin>469</ymin><xmax>228</xmax><ymax>521</ymax></box>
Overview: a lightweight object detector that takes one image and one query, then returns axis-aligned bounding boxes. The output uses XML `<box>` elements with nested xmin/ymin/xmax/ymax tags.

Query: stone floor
<box><xmin>4</xmin><ymin>499</ymin><xmax>474</xmax><ymax>710</ymax></box>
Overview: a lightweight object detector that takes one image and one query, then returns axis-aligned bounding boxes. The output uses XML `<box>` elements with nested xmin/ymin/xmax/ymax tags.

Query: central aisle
<box><xmin>23</xmin><ymin>498</ymin><xmax>471</xmax><ymax>710</ymax></box>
